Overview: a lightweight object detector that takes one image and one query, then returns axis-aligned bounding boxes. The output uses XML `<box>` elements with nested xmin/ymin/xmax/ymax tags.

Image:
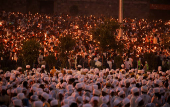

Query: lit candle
<box><xmin>7</xmin><ymin>30</ymin><xmax>9</xmax><ymax>37</ymax></box>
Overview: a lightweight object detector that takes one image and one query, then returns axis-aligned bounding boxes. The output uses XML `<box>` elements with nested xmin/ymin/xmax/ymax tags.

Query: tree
<box><xmin>114</xmin><ymin>55</ymin><xmax>123</xmax><ymax>69</ymax></box>
<box><xmin>21</xmin><ymin>39</ymin><xmax>40</xmax><ymax>67</ymax></box>
<box><xmin>92</xmin><ymin>19</ymin><xmax>124</xmax><ymax>67</ymax></box>
<box><xmin>56</xmin><ymin>35</ymin><xmax>76</xmax><ymax>68</ymax></box>
<box><xmin>92</xmin><ymin>19</ymin><xmax>123</xmax><ymax>52</ymax></box>
<box><xmin>161</xmin><ymin>33</ymin><xmax>170</xmax><ymax>49</ymax></box>
<box><xmin>45</xmin><ymin>54</ymin><xmax>56</xmax><ymax>71</ymax></box>
<box><xmin>144</xmin><ymin>52</ymin><xmax>158</xmax><ymax>70</ymax></box>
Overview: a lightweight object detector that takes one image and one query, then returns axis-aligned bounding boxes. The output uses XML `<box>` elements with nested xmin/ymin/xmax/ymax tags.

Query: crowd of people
<box><xmin>0</xmin><ymin>11</ymin><xmax>170</xmax><ymax>107</ymax></box>
<box><xmin>0</xmin><ymin>11</ymin><xmax>170</xmax><ymax>70</ymax></box>
<box><xmin>0</xmin><ymin>64</ymin><xmax>170</xmax><ymax>107</ymax></box>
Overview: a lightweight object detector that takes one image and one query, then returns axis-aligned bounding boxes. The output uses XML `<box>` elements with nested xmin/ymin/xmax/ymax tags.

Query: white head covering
<box><xmin>83</xmin><ymin>96</ymin><xmax>90</xmax><ymax>102</ymax></box>
<box><xmin>153</xmin><ymin>88</ymin><xmax>160</xmax><ymax>93</ymax></box>
<box><xmin>118</xmin><ymin>91</ymin><xmax>125</xmax><ymax>96</ymax></box>
<box><xmin>84</xmin><ymin>85</ymin><xmax>92</xmax><ymax>92</ymax></box>
<box><xmin>83</xmin><ymin>104</ymin><xmax>93</xmax><ymax>107</ymax></box>
<box><xmin>102</xmin><ymin>88</ymin><xmax>108</xmax><ymax>94</ymax></box>
<box><xmin>76</xmin><ymin>96</ymin><xmax>83</xmax><ymax>103</ymax></box>
<box><xmin>100</xmin><ymin>103</ymin><xmax>108</xmax><ymax>107</ymax></box>
<box><xmin>93</xmin><ymin>85</ymin><xmax>98</xmax><ymax>90</ymax></box>
<box><xmin>26</xmin><ymin>65</ymin><xmax>30</xmax><ymax>68</ymax></box>
<box><xmin>135</xmin><ymin>97</ymin><xmax>143</xmax><ymax>105</ymax></box>
<box><xmin>131</xmin><ymin>87</ymin><xmax>139</xmax><ymax>94</ymax></box>
<box><xmin>102</xmin><ymin>97</ymin><xmax>109</xmax><ymax>104</ymax></box>
<box><xmin>41</xmin><ymin>65</ymin><xmax>45</xmax><ymax>68</ymax></box>
<box><xmin>121</xmin><ymin>64</ymin><xmax>125</xmax><ymax>68</ymax></box>
<box><xmin>93</xmin><ymin>89</ymin><xmax>101</xmax><ymax>96</ymax></box>
<box><xmin>34</xmin><ymin>101</ymin><xmax>43</xmax><ymax>107</ymax></box>
<box><xmin>13</xmin><ymin>99</ymin><xmax>22</xmax><ymax>106</ymax></box>
<box><xmin>113</xmin><ymin>99</ymin><xmax>121</xmax><ymax>106</ymax></box>
<box><xmin>41</xmin><ymin>92</ymin><xmax>49</xmax><ymax>101</ymax></box>
<box><xmin>16</xmin><ymin>87</ymin><xmax>22</xmax><ymax>93</ymax></box>
<box><xmin>141</xmin><ymin>86</ymin><xmax>148</xmax><ymax>92</ymax></box>
<box><xmin>50</xmin><ymin>100</ymin><xmax>58</xmax><ymax>106</ymax></box>
<box><xmin>91</xmin><ymin>96</ymin><xmax>99</xmax><ymax>102</ymax></box>
<box><xmin>17</xmin><ymin>93</ymin><xmax>25</xmax><ymax>100</ymax></box>
<box><xmin>31</xmin><ymin>95</ymin><xmax>39</xmax><ymax>101</ymax></box>
<box><xmin>122</xmin><ymin>98</ymin><xmax>130</xmax><ymax>106</ymax></box>
<box><xmin>75</xmin><ymin>83</ymin><xmax>83</xmax><ymax>89</ymax></box>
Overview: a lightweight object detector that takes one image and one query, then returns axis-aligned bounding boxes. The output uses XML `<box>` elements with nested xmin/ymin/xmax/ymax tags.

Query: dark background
<box><xmin>0</xmin><ymin>0</ymin><xmax>170</xmax><ymax>20</ymax></box>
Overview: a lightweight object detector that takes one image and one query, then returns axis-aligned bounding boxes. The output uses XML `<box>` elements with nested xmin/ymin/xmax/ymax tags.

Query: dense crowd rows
<box><xmin>0</xmin><ymin>11</ymin><xmax>170</xmax><ymax>107</ymax></box>
<box><xmin>0</xmin><ymin>11</ymin><xmax>170</xmax><ymax>70</ymax></box>
<box><xmin>0</xmin><ymin>64</ymin><xmax>170</xmax><ymax>107</ymax></box>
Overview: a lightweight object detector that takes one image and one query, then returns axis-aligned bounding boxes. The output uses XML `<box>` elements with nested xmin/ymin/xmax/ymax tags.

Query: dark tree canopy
<box><xmin>161</xmin><ymin>34</ymin><xmax>170</xmax><ymax>49</ymax></box>
<box><xmin>56</xmin><ymin>35</ymin><xmax>76</xmax><ymax>68</ymax></box>
<box><xmin>45</xmin><ymin>54</ymin><xmax>56</xmax><ymax>70</ymax></box>
<box><xmin>21</xmin><ymin>39</ymin><xmax>40</xmax><ymax>66</ymax></box>
<box><xmin>92</xmin><ymin>19</ymin><xmax>124</xmax><ymax>53</ymax></box>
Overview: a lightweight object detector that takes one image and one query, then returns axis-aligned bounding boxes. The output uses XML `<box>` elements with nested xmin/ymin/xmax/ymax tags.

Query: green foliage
<box><xmin>69</xmin><ymin>5</ymin><xmax>79</xmax><ymax>16</ymax></box>
<box><xmin>92</xmin><ymin>20</ymin><xmax>123</xmax><ymax>52</ymax></box>
<box><xmin>114</xmin><ymin>55</ymin><xmax>123</xmax><ymax>69</ymax></box>
<box><xmin>144</xmin><ymin>52</ymin><xmax>158</xmax><ymax>70</ymax></box>
<box><xmin>45</xmin><ymin>54</ymin><xmax>56</xmax><ymax>70</ymax></box>
<box><xmin>21</xmin><ymin>39</ymin><xmax>40</xmax><ymax>66</ymax></box>
<box><xmin>56</xmin><ymin>35</ymin><xmax>76</xmax><ymax>68</ymax></box>
<box><xmin>57</xmin><ymin>35</ymin><xmax>76</xmax><ymax>53</ymax></box>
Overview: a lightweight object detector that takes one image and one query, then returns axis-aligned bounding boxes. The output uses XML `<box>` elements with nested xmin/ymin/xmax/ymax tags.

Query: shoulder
<box><xmin>162</xmin><ymin>103</ymin><xmax>170</xmax><ymax>107</ymax></box>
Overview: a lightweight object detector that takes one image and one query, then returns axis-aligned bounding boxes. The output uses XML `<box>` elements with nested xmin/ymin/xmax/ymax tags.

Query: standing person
<box><xmin>143</xmin><ymin>61</ymin><xmax>149</xmax><ymax>72</ymax></box>
<box><xmin>40</xmin><ymin>57</ymin><xmax>46</xmax><ymax>67</ymax></box>
<box><xmin>153</xmin><ymin>34</ymin><xmax>158</xmax><ymax>44</ymax></box>
<box><xmin>162</xmin><ymin>96</ymin><xmax>170</xmax><ymax>107</ymax></box>
<box><xmin>107</xmin><ymin>57</ymin><xmax>112</xmax><ymax>70</ymax></box>
<box><xmin>129</xmin><ymin>55</ymin><xmax>133</xmax><ymax>68</ymax></box>
<box><xmin>124</xmin><ymin>58</ymin><xmax>131</xmax><ymax>71</ymax></box>
<box><xmin>138</xmin><ymin>58</ymin><xmax>143</xmax><ymax>70</ymax></box>
<box><xmin>130</xmin><ymin>87</ymin><xmax>140</xmax><ymax>107</ymax></box>
<box><xmin>140</xmin><ymin>86</ymin><xmax>151</xmax><ymax>105</ymax></box>
<box><xmin>0</xmin><ymin>86</ymin><xmax>10</xmax><ymax>106</ymax></box>
<box><xmin>38</xmin><ymin>53</ymin><xmax>44</xmax><ymax>66</ymax></box>
<box><xmin>50</xmin><ymin>66</ymin><xmax>56</xmax><ymax>77</ymax></box>
<box><xmin>151</xmin><ymin>88</ymin><xmax>162</xmax><ymax>107</ymax></box>
<box><xmin>24</xmin><ymin>65</ymin><xmax>31</xmax><ymax>76</ymax></box>
<box><xmin>40</xmin><ymin>92</ymin><xmax>50</xmax><ymax>107</ymax></box>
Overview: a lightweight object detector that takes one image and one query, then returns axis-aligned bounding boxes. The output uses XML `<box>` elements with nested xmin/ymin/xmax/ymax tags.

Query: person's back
<box><xmin>140</xmin><ymin>94</ymin><xmax>151</xmax><ymax>105</ymax></box>
<box><xmin>38</xmin><ymin>54</ymin><xmax>44</xmax><ymax>64</ymax></box>
<box><xmin>0</xmin><ymin>90</ymin><xmax>10</xmax><ymax>106</ymax></box>
<box><xmin>125</xmin><ymin>58</ymin><xmax>130</xmax><ymax>70</ymax></box>
<box><xmin>107</xmin><ymin>60</ymin><xmax>112</xmax><ymax>69</ymax></box>
<box><xmin>50</xmin><ymin>66</ymin><xmax>56</xmax><ymax>76</ymax></box>
<box><xmin>162</xmin><ymin>96</ymin><xmax>170</xmax><ymax>107</ymax></box>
